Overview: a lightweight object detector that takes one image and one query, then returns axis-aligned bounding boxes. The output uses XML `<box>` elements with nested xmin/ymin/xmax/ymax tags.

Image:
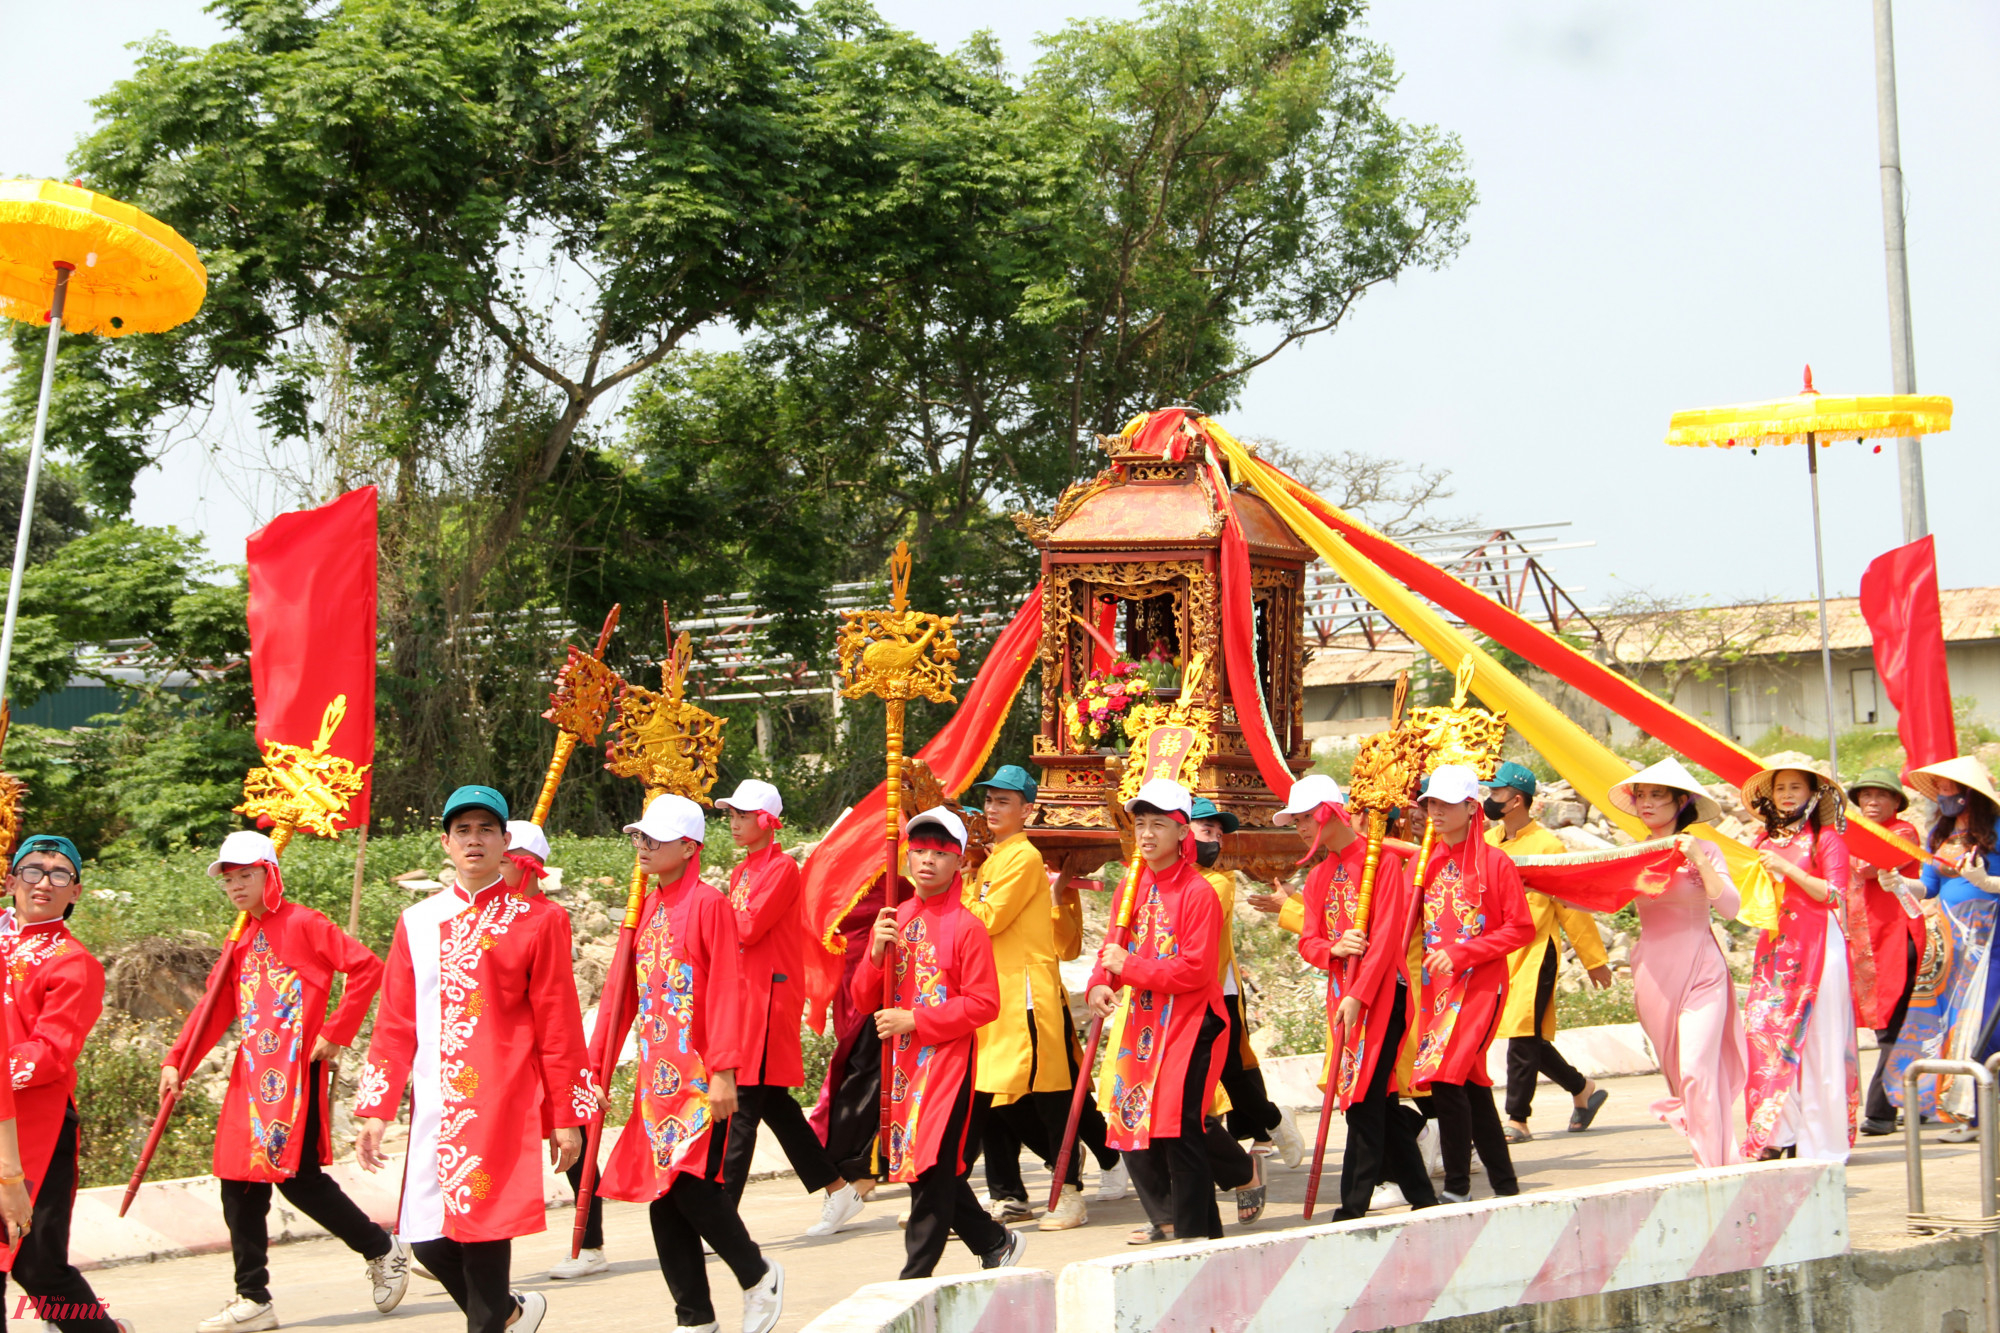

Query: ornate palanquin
<box><xmin>1012</xmin><ymin>432</ymin><xmax>1312</xmax><ymax>880</ymax></box>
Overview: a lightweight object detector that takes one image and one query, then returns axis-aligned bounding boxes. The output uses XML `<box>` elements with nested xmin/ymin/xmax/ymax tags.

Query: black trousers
<box><xmin>724</xmin><ymin>1084</ymin><xmax>842</xmax><ymax>1205</ymax></box>
<box><xmin>903</xmin><ymin>1076</ymin><xmax>1009</xmax><ymax>1279</ymax></box>
<box><xmin>0</xmin><ymin>1106</ymin><xmax>117</xmax><ymax>1333</ymax></box>
<box><xmin>649</xmin><ymin>1125</ymin><xmax>769</xmax><ymax>1328</ymax></box>
<box><xmin>1430</xmin><ymin>1080</ymin><xmax>1519</xmax><ymax>1198</ymax></box>
<box><xmin>1126</xmin><ymin>1009</ymin><xmax>1228</xmax><ymax>1241</ymax></box>
<box><xmin>410</xmin><ymin>1238</ymin><xmax>513</xmax><ymax>1333</ymax></box>
<box><xmin>1335</xmin><ymin>984</ymin><xmax>1438</xmax><ymax>1220</ymax></box>
<box><xmin>221</xmin><ymin>1064</ymin><xmax>391</xmax><ymax>1303</ymax></box>
<box><xmin>563</xmin><ymin>1160</ymin><xmax>605</xmax><ymax>1250</ymax></box>
<box><xmin>981</xmin><ymin>1005</ymin><xmax>1118</xmax><ymax>1202</ymax></box>
<box><xmin>1867</xmin><ymin>935</ymin><xmax>1923</xmax><ymax>1123</ymax></box>
<box><xmin>824</xmin><ymin>1025</ymin><xmax>883</xmax><ymax>1181</ymax></box>
<box><xmin>1504</xmin><ymin>942</ymin><xmax>1588</xmax><ymax>1123</ymax></box>
<box><xmin>1220</xmin><ymin>992</ymin><xmax>1282</xmax><ymax>1142</ymax></box>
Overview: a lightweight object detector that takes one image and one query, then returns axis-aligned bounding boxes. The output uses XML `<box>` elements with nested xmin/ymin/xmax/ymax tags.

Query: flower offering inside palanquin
<box><xmin>1011</xmin><ymin>421</ymin><xmax>1312</xmax><ymax>878</ymax></box>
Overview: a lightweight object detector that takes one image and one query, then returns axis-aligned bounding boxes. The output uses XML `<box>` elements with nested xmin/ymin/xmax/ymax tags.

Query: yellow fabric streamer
<box><xmin>1203</xmin><ymin>424</ymin><xmax>1783</xmax><ymax>929</ymax></box>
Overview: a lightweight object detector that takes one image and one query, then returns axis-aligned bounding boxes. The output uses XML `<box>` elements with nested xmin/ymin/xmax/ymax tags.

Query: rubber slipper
<box><xmin>1127</xmin><ymin>1223</ymin><xmax>1172</xmax><ymax>1245</ymax></box>
<box><xmin>1568</xmin><ymin>1089</ymin><xmax>1608</xmax><ymax>1132</ymax></box>
<box><xmin>1503</xmin><ymin>1124</ymin><xmax>1531</xmax><ymax>1144</ymax></box>
<box><xmin>1235</xmin><ymin>1184</ymin><xmax>1267</xmax><ymax>1225</ymax></box>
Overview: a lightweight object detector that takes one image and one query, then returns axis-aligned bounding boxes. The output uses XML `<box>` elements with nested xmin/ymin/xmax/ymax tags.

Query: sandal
<box><xmin>1235</xmin><ymin>1154</ymin><xmax>1267</xmax><ymax>1224</ymax></box>
<box><xmin>1568</xmin><ymin>1088</ymin><xmax>1608</xmax><ymax>1133</ymax></box>
<box><xmin>1503</xmin><ymin>1123</ymin><xmax>1531</xmax><ymax>1144</ymax></box>
<box><xmin>1127</xmin><ymin>1222</ymin><xmax>1173</xmax><ymax>1245</ymax></box>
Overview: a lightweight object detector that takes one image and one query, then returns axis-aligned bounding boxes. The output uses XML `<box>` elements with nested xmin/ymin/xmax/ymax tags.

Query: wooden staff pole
<box><xmin>1303</xmin><ymin>807</ymin><xmax>1386</xmax><ymax>1219</ymax></box>
<box><xmin>1047</xmin><ymin>842</ymin><xmax>1144</xmax><ymax>1212</ymax></box>
<box><xmin>876</xmin><ymin>698</ymin><xmax>907</xmax><ymax>1162</ymax></box>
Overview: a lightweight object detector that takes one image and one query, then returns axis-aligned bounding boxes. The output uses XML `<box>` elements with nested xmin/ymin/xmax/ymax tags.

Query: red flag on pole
<box><xmin>1859</xmin><ymin>536</ymin><xmax>1956</xmax><ymax>774</ymax></box>
<box><xmin>245</xmin><ymin>486</ymin><xmax>378</xmax><ymax>826</ymax></box>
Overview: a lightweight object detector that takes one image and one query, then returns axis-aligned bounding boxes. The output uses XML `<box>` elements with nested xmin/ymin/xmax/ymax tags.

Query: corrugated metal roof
<box><xmin>1601</xmin><ymin>586</ymin><xmax>2000</xmax><ymax>663</ymax></box>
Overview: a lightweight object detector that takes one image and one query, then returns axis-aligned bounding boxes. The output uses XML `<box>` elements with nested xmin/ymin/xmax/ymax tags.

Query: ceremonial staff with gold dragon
<box><xmin>833</xmin><ymin>542</ymin><xmax>961</xmax><ymax>1168</ymax></box>
<box><xmin>570</xmin><ymin>606</ymin><xmax>727</xmax><ymax>1256</ymax></box>
<box><xmin>121</xmin><ymin>696</ymin><xmax>371</xmax><ymax>1216</ymax></box>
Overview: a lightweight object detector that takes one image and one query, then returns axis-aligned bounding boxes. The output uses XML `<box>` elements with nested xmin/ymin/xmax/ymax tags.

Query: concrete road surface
<box><xmin>86</xmin><ymin>1071</ymin><xmax>1974</xmax><ymax>1331</ymax></box>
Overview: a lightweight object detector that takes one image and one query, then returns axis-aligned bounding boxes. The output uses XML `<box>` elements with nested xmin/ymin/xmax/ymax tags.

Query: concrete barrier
<box><xmin>800</xmin><ymin>1269</ymin><xmax>1054</xmax><ymax>1333</ymax></box>
<box><xmin>1055</xmin><ymin>1160</ymin><xmax>1846</xmax><ymax>1333</ymax></box>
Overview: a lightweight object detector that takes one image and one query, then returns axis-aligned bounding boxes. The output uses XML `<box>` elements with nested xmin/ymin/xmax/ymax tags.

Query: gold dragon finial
<box><xmin>604</xmin><ymin>606</ymin><xmax>727</xmax><ymax>803</ymax></box>
<box><xmin>235</xmin><ymin>694</ymin><xmax>372</xmax><ymax>852</ymax></box>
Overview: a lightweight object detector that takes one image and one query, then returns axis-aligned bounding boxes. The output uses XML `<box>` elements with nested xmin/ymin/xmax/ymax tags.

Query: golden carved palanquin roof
<box><xmin>1023</xmin><ymin>441</ymin><xmax>1312</xmax><ymax>561</ymax></box>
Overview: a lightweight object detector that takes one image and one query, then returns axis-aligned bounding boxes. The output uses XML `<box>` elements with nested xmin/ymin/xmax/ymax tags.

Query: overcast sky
<box><xmin>4</xmin><ymin>0</ymin><xmax>1995</xmax><ymax>609</ymax></box>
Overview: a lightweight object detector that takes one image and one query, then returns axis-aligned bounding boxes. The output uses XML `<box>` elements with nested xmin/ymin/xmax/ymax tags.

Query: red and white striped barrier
<box><xmin>802</xmin><ymin>1268</ymin><xmax>1054</xmax><ymax>1333</ymax></box>
<box><xmin>1057</xmin><ymin>1161</ymin><xmax>1846</xmax><ymax>1333</ymax></box>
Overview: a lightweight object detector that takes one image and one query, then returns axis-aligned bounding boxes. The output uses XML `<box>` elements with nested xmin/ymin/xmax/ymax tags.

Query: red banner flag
<box><xmin>245</xmin><ymin>486</ymin><xmax>379</xmax><ymax>827</ymax></box>
<box><xmin>1860</xmin><ymin>536</ymin><xmax>1957</xmax><ymax>774</ymax></box>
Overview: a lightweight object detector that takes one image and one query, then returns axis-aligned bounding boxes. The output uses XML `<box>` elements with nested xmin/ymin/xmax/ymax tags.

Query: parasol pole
<box><xmin>1805</xmin><ymin>433</ymin><xmax>1840</xmax><ymax>776</ymax></box>
<box><xmin>0</xmin><ymin>264</ymin><xmax>71</xmax><ymax>712</ymax></box>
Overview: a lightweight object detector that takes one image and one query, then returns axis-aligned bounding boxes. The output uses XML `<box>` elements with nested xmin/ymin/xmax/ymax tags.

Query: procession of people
<box><xmin>7</xmin><ymin>740</ymin><xmax>1994</xmax><ymax>1332</ymax></box>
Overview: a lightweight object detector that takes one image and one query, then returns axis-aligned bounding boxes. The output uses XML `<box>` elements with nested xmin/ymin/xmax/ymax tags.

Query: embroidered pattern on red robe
<box><xmin>436</xmin><ymin>891</ymin><xmax>533</xmax><ymax>1222</ymax></box>
<box><xmin>2</xmin><ymin>920</ymin><xmax>104</xmax><ymax>1210</ymax></box>
<box><xmin>1107</xmin><ymin>877</ymin><xmax>1179</xmax><ymax>1146</ymax></box>
<box><xmin>238</xmin><ymin>929</ymin><xmax>309</xmax><ymax>1175</ymax></box>
<box><xmin>1413</xmin><ymin>859</ymin><xmax>1483</xmax><ymax>1088</ymax></box>
<box><xmin>632</xmin><ymin>899</ymin><xmax>715</xmax><ymax>1175</ymax></box>
<box><xmin>885</xmin><ymin>908</ymin><xmax>955</xmax><ymax>1181</ymax></box>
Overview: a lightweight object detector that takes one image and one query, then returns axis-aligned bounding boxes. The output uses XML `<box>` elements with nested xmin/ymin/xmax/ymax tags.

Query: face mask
<box><xmin>1195</xmin><ymin>839</ymin><xmax>1222</xmax><ymax>868</ymax></box>
<box><xmin>1481</xmin><ymin>797</ymin><xmax>1508</xmax><ymax>822</ymax></box>
<box><xmin>1938</xmin><ymin>793</ymin><xmax>1969</xmax><ymax>817</ymax></box>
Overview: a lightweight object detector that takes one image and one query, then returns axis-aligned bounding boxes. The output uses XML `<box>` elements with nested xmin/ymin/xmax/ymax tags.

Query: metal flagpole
<box><xmin>0</xmin><ymin>263</ymin><xmax>72</xmax><ymax>710</ymax></box>
<box><xmin>1806</xmin><ymin>433</ymin><xmax>1840</xmax><ymax>776</ymax></box>
<box><xmin>1872</xmin><ymin>0</ymin><xmax>1926</xmax><ymax>541</ymax></box>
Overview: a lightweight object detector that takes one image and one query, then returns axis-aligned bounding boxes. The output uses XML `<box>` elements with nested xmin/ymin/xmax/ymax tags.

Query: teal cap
<box><xmin>1490</xmin><ymin>761</ymin><xmax>1538</xmax><ymax>799</ymax></box>
<box><xmin>11</xmin><ymin>834</ymin><xmax>81</xmax><ymax>874</ymax></box>
<box><xmin>441</xmin><ymin>785</ymin><xmax>510</xmax><ymax>827</ymax></box>
<box><xmin>973</xmin><ymin>764</ymin><xmax>1039</xmax><ymax>803</ymax></box>
<box><xmin>1189</xmin><ymin>797</ymin><xmax>1240</xmax><ymax>834</ymax></box>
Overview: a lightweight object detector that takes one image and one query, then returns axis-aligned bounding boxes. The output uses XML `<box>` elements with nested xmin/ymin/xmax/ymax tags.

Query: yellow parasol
<box><xmin>0</xmin><ymin>180</ymin><xmax>207</xmax><ymax>713</ymax></box>
<box><xmin>1666</xmin><ymin>366</ymin><xmax>1952</xmax><ymax>774</ymax></box>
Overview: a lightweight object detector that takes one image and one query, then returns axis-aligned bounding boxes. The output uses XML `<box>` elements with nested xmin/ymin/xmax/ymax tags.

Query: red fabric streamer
<box><xmin>1860</xmin><ymin>536</ymin><xmax>1957</xmax><ymax>773</ymax></box>
<box><xmin>1258</xmin><ymin>466</ymin><xmax>1916</xmax><ymax>871</ymax></box>
<box><xmin>245</xmin><ymin>486</ymin><xmax>378</xmax><ymax>828</ymax></box>
<box><xmin>1512</xmin><ymin>839</ymin><xmax>1687</xmax><ymax>914</ymax></box>
<box><xmin>798</xmin><ymin>584</ymin><xmax>1045</xmax><ymax>1027</ymax></box>
<box><xmin>1209</xmin><ymin>459</ymin><xmax>1298</xmax><ymax>799</ymax></box>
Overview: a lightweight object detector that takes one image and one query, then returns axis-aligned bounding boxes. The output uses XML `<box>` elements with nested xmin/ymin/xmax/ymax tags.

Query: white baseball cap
<box><xmin>1274</xmin><ymin>773</ymin><xmax>1345</xmax><ymax>825</ymax></box>
<box><xmin>906</xmin><ymin>806</ymin><xmax>969</xmax><ymax>853</ymax></box>
<box><xmin>625</xmin><ymin>794</ymin><xmax>707</xmax><ymax>845</ymax></box>
<box><xmin>207</xmin><ymin>830</ymin><xmax>279</xmax><ymax>876</ymax></box>
<box><xmin>506</xmin><ymin>820</ymin><xmax>551</xmax><ymax>862</ymax></box>
<box><xmin>715</xmin><ymin>779</ymin><xmax>783</xmax><ymax>819</ymax></box>
<box><xmin>1421</xmin><ymin>764</ymin><xmax>1483</xmax><ymax>807</ymax></box>
<box><xmin>1125</xmin><ymin>778</ymin><xmax>1193</xmax><ymax>820</ymax></box>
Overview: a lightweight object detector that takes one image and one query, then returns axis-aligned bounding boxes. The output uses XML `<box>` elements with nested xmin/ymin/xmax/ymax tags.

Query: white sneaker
<box><xmin>368</xmin><ymin>1234</ymin><xmax>412</xmax><ymax>1312</ymax></box>
<box><xmin>741</xmin><ymin>1260</ymin><xmax>784</xmax><ymax>1333</ymax></box>
<box><xmin>983</xmin><ymin>1228</ymin><xmax>1027</xmax><ymax>1269</ymax></box>
<box><xmin>512</xmin><ymin>1291</ymin><xmax>548</xmax><ymax>1333</ymax></box>
<box><xmin>1371</xmin><ymin>1180</ymin><xmax>1408</xmax><ymax>1209</ymax></box>
<box><xmin>548</xmin><ymin>1247</ymin><xmax>610</xmax><ymax>1279</ymax></box>
<box><xmin>989</xmin><ymin>1196</ymin><xmax>1034</xmax><ymax>1223</ymax></box>
<box><xmin>197</xmin><ymin>1299</ymin><xmax>277</xmax><ymax>1333</ymax></box>
<box><xmin>1419</xmin><ymin>1122</ymin><xmax>1444</xmax><ymax>1179</ymax></box>
<box><xmin>1095</xmin><ymin>1158</ymin><xmax>1130</xmax><ymax>1202</ymax></box>
<box><xmin>1271</xmin><ymin>1106</ymin><xmax>1305</xmax><ymax>1169</ymax></box>
<box><xmin>805</xmin><ymin>1184</ymin><xmax>866</xmax><ymax>1238</ymax></box>
<box><xmin>1039</xmin><ymin>1184</ymin><xmax>1088</xmax><ymax>1230</ymax></box>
